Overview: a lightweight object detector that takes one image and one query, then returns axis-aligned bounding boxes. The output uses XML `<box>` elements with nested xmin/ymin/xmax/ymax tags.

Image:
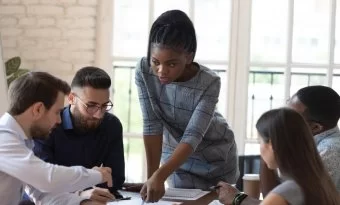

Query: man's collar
<box><xmin>314</xmin><ymin>126</ymin><xmax>340</xmax><ymax>144</ymax></box>
<box><xmin>0</xmin><ymin>112</ymin><xmax>28</xmax><ymax>141</ymax></box>
<box><xmin>62</xmin><ymin>106</ymin><xmax>73</xmax><ymax>130</ymax></box>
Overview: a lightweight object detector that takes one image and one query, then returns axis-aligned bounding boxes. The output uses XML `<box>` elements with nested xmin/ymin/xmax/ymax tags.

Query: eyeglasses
<box><xmin>75</xmin><ymin>96</ymin><xmax>113</xmax><ymax>115</ymax></box>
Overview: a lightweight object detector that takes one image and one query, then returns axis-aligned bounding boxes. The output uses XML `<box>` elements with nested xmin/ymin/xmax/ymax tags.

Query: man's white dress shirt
<box><xmin>0</xmin><ymin>113</ymin><xmax>102</xmax><ymax>205</ymax></box>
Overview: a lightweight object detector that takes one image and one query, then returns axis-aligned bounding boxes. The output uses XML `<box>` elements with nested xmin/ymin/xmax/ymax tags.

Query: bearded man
<box><xmin>34</xmin><ymin>67</ymin><xmax>125</xmax><ymax>204</ymax></box>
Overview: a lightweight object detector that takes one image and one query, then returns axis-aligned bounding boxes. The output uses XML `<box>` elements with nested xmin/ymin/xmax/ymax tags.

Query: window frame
<box><xmin>111</xmin><ymin>0</ymin><xmax>340</xmax><ymax>157</ymax></box>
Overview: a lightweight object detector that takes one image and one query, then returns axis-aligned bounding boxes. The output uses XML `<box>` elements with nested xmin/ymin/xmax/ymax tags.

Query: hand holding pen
<box><xmin>140</xmin><ymin>183</ymin><xmax>147</xmax><ymax>204</ymax></box>
<box><xmin>140</xmin><ymin>174</ymin><xmax>165</xmax><ymax>203</ymax></box>
<box><xmin>209</xmin><ymin>183</ymin><xmax>236</xmax><ymax>191</ymax></box>
<box><xmin>214</xmin><ymin>182</ymin><xmax>240</xmax><ymax>205</ymax></box>
<box><xmin>80</xmin><ymin>187</ymin><xmax>115</xmax><ymax>203</ymax></box>
<box><xmin>92</xmin><ymin>163</ymin><xmax>113</xmax><ymax>187</ymax></box>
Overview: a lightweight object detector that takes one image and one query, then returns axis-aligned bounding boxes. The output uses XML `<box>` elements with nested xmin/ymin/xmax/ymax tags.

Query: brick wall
<box><xmin>0</xmin><ymin>0</ymin><xmax>99</xmax><ymax>82</ymax></box>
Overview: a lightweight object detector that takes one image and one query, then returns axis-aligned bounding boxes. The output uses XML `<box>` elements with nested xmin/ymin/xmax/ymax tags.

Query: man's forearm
<box><xmin>26</xmin><ymin>185</ymin><xmax>85</xmax><ymax>205</ymax></box>
<box><xmin>155</xmin><ymin>143</ymin><xmax>193</xmax><ymax>181</ymax></box>
<box><xmin>1</xmin><ymin>142</ymin><xmax>102</xmax><ymax>193</ymax></box>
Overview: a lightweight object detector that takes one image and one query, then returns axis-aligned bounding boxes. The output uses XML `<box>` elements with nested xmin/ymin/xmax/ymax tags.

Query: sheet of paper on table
<box><xmin>162</xmin><ymin>187</ymin><xmax>209</xmax><ymax>201</ymax></box>
<box><xmin>108</xmin><ymin>198</ymin><xmax>178</xmax><ymax>205</ymax></box>
<box><xmin>107</xmin><ymin>191</ymin><xmax>181</xmax><ymax>205</ymax></box>
<box><xmin>208</xmin><ymin>200</ymin><xmax>224</xmax><ymax>205</ymax></box>
<box><xmin>107</xmin><ymin>188</ymin><xmax>214</xmax><ymax>205</ymax></box>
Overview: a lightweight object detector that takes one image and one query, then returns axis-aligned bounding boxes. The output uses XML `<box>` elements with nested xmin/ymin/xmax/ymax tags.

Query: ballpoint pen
<box><xmin>209</xmin><ymin>184</ymin><xmax>236</xmax><ymax>191</ymax></box>
<box><xmin>209</xmin><ymin>185</ymin><xmax>222</xmax><ymax>190</ymax></box>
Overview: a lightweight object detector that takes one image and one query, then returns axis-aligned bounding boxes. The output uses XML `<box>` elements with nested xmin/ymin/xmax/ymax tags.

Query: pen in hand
<box><xmin>141</xmin><ymin>195</ymin><xmax>146</xmax><ymax>205</ymax></box>
<box><xmin>140</xmin><ymin>191</ymin><xmax>146</xmax><ymax>205</ymax></box>
<box><xmin>209</xmin><ymin>184</ymin><xmax>236</xmax><ymax>191</ymax></box>
<box><xmin>209</xmin><ymin>185</ymin><xmax>222</xmax><ymax>190</ymax></box>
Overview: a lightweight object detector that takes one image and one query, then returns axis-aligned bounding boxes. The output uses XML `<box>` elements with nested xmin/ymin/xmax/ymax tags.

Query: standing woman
<box><xmin>135</xmin><ymin>10</ymin><xmax>238</xmax><ymax>202</ymax></box>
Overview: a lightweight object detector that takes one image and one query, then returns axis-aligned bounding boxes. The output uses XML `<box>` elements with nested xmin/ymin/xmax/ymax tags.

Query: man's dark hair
<box><xmin>8</xmin><ymin>72</ymin><xmax>70</xmax><ymax>115</ymax></box>
<box><xmin>71</xmin><ymin>66</ymin><xmax>111</xmax><ymax>89</ymax></box>
<box><xmin>296</xmin><ymin>85</ymin><xmax>340</xmax><ymax>128</ymax></box>
<box><xmin>147</xmin><ymin>10</ymin><xmax>197</xmax><ymax>65</ymax></box>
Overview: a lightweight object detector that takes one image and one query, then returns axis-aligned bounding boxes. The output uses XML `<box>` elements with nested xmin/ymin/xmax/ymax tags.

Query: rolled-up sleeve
<box><xmin>26</xmin><ymin>185</ymin><xmax>86</xmax><ymax>205</ymax></box>
<box><xmin>180</xmin><ymin>78</ymin><xmax>220</xmax><ymax>150</ymax></box>
<box><xmin>135</xmin><ymin>58</ymin><xmax>163</xmax><ymax>136</ymax></box>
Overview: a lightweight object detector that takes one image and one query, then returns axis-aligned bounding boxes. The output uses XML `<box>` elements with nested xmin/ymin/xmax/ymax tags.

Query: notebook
<box><xmin>162</xmin><ymin>188</ymin><xmax>209</xmax><ymax>200</ymax></box>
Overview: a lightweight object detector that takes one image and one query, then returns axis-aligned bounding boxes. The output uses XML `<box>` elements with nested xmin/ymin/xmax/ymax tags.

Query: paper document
<box><xmin>107</xmin><ymin>188</ymin><xmax>210</xmax><ymax>204</ymax></box>
<box><xmin>208</xmin><ymin>200</ymin><xmax>224</xmax><ymax>205</ymax></box>
<box><xmin>107</xmin><ymin>191</ymin><xmax>181</xmax><ymax>205</ymax></box>
<box><xmin>107</xmin><ymin>198</ymin><xmax>177</xmax><ymax>205</ymax></box>
<box><xmin>162</xmin><ymin>188</ymin><xmax>209</xmax><ymax>200</ymax></box>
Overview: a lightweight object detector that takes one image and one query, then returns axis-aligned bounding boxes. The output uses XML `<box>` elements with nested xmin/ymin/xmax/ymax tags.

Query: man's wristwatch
<box><xmin>232</xmin><ymin>193</ymin><xmax>248</xmax><ymax>205</ymax></box>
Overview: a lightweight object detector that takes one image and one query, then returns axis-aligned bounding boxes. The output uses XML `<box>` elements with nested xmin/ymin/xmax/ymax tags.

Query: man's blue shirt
<box><xmin>33</xmin><ymin>106</ymin><xmax>125</xmax><ymax>192</ymax></box>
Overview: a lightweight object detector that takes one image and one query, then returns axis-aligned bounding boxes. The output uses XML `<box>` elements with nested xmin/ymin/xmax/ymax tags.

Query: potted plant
<box><xmin>5</xmin><ymin>56</ymin><xmax>29</xmax><ymax>86</ymax></box>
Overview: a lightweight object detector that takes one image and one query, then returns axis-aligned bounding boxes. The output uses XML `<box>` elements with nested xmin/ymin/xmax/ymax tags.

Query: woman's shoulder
<box><xmin>272</xmin><ymin>179</ymin><xmax>301</xmax><ymax>193</ymax></box>
<box><xmin>269</xmin><ymin>180</ymin><xmax>304</xmax><ymax>205</ymax></box>
<box><xmin>260</xmin><ymin>193</ymin><xmax>289</xmax><ymax>205</ymax></box>
<box><xmin>287</xmin><ymin>179</ymin><xmax>301</xmax><ymax>186</ymax></box>
<box><xmin>196</xmin><ymin>63</ymin><xmax>220</xmax><ymax>82</ymax></box>
<box><xmin>188</xmin><ymin>63</ymin><xmax>221</xmax><ymax>89</ymax></box>
<box><xmin>135</xmin><ymin>57</ymin><xmax>155</xmax><ymax>81</ymax></box>
<box><xmin>136</xmin><ymin>57</ymin><xmax>150</xmax><ymax>72</ymax></box>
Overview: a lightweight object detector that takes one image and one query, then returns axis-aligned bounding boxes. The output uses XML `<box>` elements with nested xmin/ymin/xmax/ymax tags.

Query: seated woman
<box><xmin>216</xmin><ymin>108</ymin><xmax>340</xmax><ymax>205</ymax></box>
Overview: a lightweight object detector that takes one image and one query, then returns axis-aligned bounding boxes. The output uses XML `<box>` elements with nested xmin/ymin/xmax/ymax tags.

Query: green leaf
<box><xmin>7</xmin><ymin>75</ymin><xmax>16</xmax><ymax>86</ymax></box>
<box><xmin>5</xmin><ymin>57</ymin><xmax>21</xmax><ymax>76</ymax></box>
<box><xmin>6</xmin><ymin>69</ymin><xmax>29</xmax><ymax>86</ymax></box>
<box><xmin>14</xmin><ymin>69</ymin><xmax>29</xmax><ymax>78</ymax></box>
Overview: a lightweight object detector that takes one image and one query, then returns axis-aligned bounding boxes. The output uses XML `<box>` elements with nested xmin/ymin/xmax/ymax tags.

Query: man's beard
<box><xmin>30</xmin><ymin>123</ymin><xmax>51</xmax><ymax>140</ymax></box>
<box><xmin>72</xmin><ymin>105</ymin><xmax>103</xmax><ymax>132</ymax></box>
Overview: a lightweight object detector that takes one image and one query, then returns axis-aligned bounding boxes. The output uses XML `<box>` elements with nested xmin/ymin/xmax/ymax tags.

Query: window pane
<box><xmin>245</xmin><ymin>143</ymin><xmax>260</xmax><ymax>155</ymax></box>
<box><xmin>113</xmin><ymin>0</ymin><xmax>149</xmax><ymax>57</ymax></box>
<box><xmin>247</xmin><ymin>67</ymin><xmax>285</xmax><ymax>139</ymax></box>
<box><xmin>113</xmin><ymin>66</ymin><xmax>143</xmax><ymax>133</ymax></box>
<box><xmin>292</xmin><ymin>0</ymin><xmax>330</xmax><ymax>63</ymax></box>
<box><xmin>124</xmin><ymin>137</ymin><xmax>144</xmax><ymax>182</ymax></box>
<box><xmin>251</xmin><ymin>0</ymin><xmax>288</xmax><ymax>63</ymax></box>
<box><xmin>290</xmin><ymin>68</ymin><xmax>327</xmax><ymax>95</ymax></box>
<box><xmin>333</xmin><ymin>69</ymin><xmax>340</xmax><ymax>127</ymax></box>
<box><xmin>194</xmin><ymin>0</ymin><xmax>231</xmax><ymax>61</ymax></box>
<box><xmin>332</xmin><ymin>68</ymin><xmax>340</xmax><ymax>94</ymax></box>
<box><xmin>335</xmin><ymin>0</ymin><xmax>340</xmax><ymax>64</ymax></box>
<box><xmin>154</xmin><ymin>0</ymin><xmax>189</xmax><ymax>20</ymax></box>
